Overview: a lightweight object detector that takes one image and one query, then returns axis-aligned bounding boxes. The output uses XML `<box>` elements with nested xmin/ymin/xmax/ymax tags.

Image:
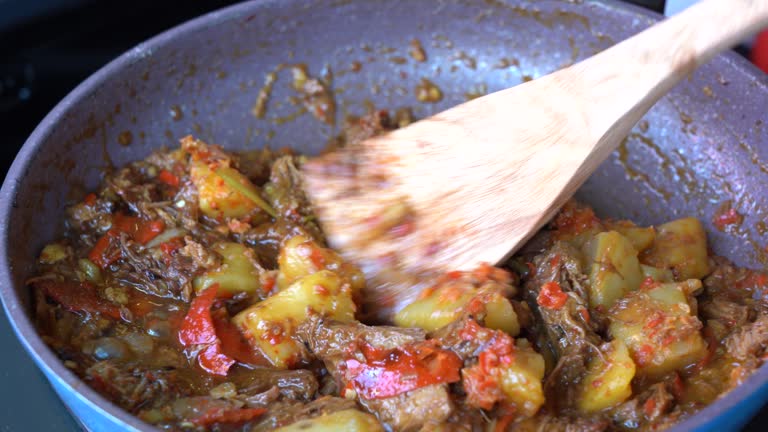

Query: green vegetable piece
<box><xmin>78</xmin><ymin>258</ymin><xmax>103</xmax><ymax>283</ymax></box>
<box><xmin>40</xmin><ymin>243</ymin><xmax>68</xmax><ymax>264</ymax></box>
<box><xmin>215</xmin><ymin>166</ymin><xmax>277</xmax><ymax>218</ymax></box>
<box><xmin>194</xmin><ymin>242</ymin><xmax>262</xmax><ymax>296</ymax></box>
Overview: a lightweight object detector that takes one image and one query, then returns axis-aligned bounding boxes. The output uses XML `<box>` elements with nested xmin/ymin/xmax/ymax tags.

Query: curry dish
<box><xmin>30</xmin><ymin>111</ymin><xmax>768</xmax><ymax>431</ymax></box>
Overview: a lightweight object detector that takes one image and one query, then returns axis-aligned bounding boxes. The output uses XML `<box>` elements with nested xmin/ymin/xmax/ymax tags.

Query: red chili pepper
<box><xmin>84</xmin><ymin>193</ymin><xmax>97</xmax><ymax>206</ymax></box>
<box><xmin>644</xmin><ymin>311</ymin><xmax>665</xmax><ymax>330</ymax></box>
<box><xmin>636</xmin><ymin>344</ymin><xmax>654</xmax><ymax>367</ymax></box>
<box><xmin>579</xmin><ymin>308</ymin><xmax>590</xmax><ymax>324</ymax></box>
<box><xmin>262</xmin><ymin>275</ymin><xmax>276</xmax><ymax>294</ymax></box>
<box><xmin>309</xmin><ymin>246</ymin><xmax>325</xmax><ymax>268</ymax></box>
<box><xmin>89</xmin><ymin>214</ymin><xmax>166</xmax><ymax>268</ymax></box>
<box><xmin>159</xmin><ymin>237</ymin><xmax>184</xmax><ymax>255</ymax></box>
<box><xmin>178</xmin><ymin>286</ymin><xmax>229</xmax><ymax>374</ymax></box>
<box><xmin>713</xmin><ymin>207</ymin><xmax>742</xmax><ymax>231</ymax></box>
<box><xmin>537</xmin><ymin>281</ymin><xmax>568</xmax><ymax>310</ymax></box>
<box><xmin>36</xmin><ymin>279</ymin><xmax>122</xmax><ymax>320</ymax></box>
<box><xmin>553</xmin><ymin>203</ymin><xmax>600</xmax><ymax>237</ymax></box>
<box><xmin>157</xmin><ymin>169</ymin><xmax>180</xmax><ymax>188</ymax></box>
<box><xmin>211</xmin><ymin>308</ymin><xmax>267</xmax><ymax>366</ymax></box>
<box><xmin>446</xmin><ymin>270</ymin><xmax>464</xmax><ymax>280</ymax></box>
<box><xmin>190</xmin><ymin>407</ymin><xmax>266</xmax><ymax>426</ymax></box>
<box><xmin>643</xmin><ymin>397</ymin><xmax>657</xmax><ymax>416</ymax></box>
<box><xmin>494</xmin><ymin>406</ymin><xmax>517</xmax><ymax>432</ymax></box>
<box><xmin>88</xmin><ymin>232</ymin><xmax>119</xmax><ymax>268</ymax></box>
<box><xmin>343</xmin><ymin>340</ymin><xmax>462</xmax><ymax>400</ymax></box>
<box><xmin>133</xmin><ymin>219</ymin><xmax>165</xmax><ymax>244</ymax></box>
<box><xmin>179</xmin><ymin>285</ymin><xmax>219</xmax><ymax>346</ymax></box>
<box><xmin>669</xmin><ymin>373</ymin><xmax>685</xmax><ymax>400</ymax></box>
<box><xmin>463</xmin><ymin>330</ymin><xmax>517</xmax><ymax>410</ymax></box>
<box><xmin>197</xmin><ymin>343</ymin><xmax>236</xmax><ymax>376</ymax></box>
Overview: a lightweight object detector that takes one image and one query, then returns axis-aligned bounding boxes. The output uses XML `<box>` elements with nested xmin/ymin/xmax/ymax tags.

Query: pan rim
<box><xmin>0</xmin><ymin>0</ymin><xmax>765</xmax><ymax>430</ymax></box>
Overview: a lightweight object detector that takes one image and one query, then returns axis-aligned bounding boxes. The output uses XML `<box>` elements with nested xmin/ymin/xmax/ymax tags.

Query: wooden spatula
<box><xmin>303</xmin><ymin>0</ymin><xmax>768</xmax><ymax>321</ymax></box>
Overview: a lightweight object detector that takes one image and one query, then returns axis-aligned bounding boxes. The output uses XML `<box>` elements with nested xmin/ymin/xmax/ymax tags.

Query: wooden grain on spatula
<box><xmin>304</xmin><ymin>0</ymin><xmax>768</xmax><ymax>321</ymax></box>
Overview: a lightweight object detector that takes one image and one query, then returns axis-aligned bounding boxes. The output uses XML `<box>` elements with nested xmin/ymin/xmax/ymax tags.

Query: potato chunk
<box><xmin>463</xmin><ymin>338</ymin><xmax>545</xmax><ymax>417</ymax></box>
<box><xmin>640</xmin><ymin>264</ymin><xmax>675</xmax><ymax>283</ymax></box>
<box><xmin>605</xmin><ymin>220</ymin><xmax>656</xmax><ymax>252</ymax></box>
<box><xmin>190</xmin><ymin>161</ymin><xmax>260</xmax><ymax>219</ymax></box>
<box><xmin>234</xmin><ymin>271</ymin><xmax>356</xmax><ymax>368</ymax></box>
<box><xmin>583</xmin><ymin>231</ymin><xmax>643</xmax><ymax>310</ymax></box>
<box><xmin>394</xmin><ymin>283</ymin><xmax>518</xmax><ymax>335</ymax></box>
<box><xmin>277</xmin><ymin>235</ymin><xmax>364</xmax><ymax>292</ymax></box>
<box><xmin>274</xmin><ymin>409</ymin><xmax>384</xmax><ymax>432</ymax></box>
<box><xmin>609</xmin><ymin>280</ymin><xmax>706</xmax><ymax>377</ymax></box>
<box><xmin>578</xmin><ymin>340</ymin><xmax>636</xmax><ymax>412</ymax></box>
<box><xmin>498</xmin><ymin>344</ymin><xmax>546</xmax><ymax>417</ymax></box>
<box><xmin>641</xmin><ymin>218</ymin><xmax>710</xmax><ymax>280</ymax></box>
<box><xmin>194</xmin><ymin>242</ymin><xmax>261</xmax><ymax>296</ymax></box>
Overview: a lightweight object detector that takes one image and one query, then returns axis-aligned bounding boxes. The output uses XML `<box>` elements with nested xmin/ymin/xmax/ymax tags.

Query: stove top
<box><xmin>0</xmin><ymin>0</ymin><xmax>763</xmax><ymax>430</ymax></box>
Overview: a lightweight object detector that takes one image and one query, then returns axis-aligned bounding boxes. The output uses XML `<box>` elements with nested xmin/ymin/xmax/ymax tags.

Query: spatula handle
<box><xmin>572</xmin><ymin>0</ymin><xmax>768</xmax><ymax>156</ymax></box>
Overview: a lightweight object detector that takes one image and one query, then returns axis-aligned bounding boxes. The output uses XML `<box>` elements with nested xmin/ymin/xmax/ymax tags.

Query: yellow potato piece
<box><xmin>394</xmin><ymin>283</ymin><xmax>519</xmax><ymax>335</ymax></box>
<box><xmin>277</xmin><ymin>235</ymin><xmax>365</xmax><ymax>293</ymax></box>
<box><xmin>190</xmin><ymin>161</ymin><xmax>258</xmax><ymax>219</ymax></box>
<box><xmin>578</xmin><ymin>340</ymin><xmax>636</xmax><ymax>413</ymax></box>
<box><xmin>498</xmin><ymin>342</ymin><xmax>546</xmax><ymax>417</ymax></box>
<box><xmin>194</xmin><ymin>242</ymin><xmax>261</xmax><ymax>296</ymax></box>
<box><xmin>583</xmin><ymin>231</ymin><xmax>643</xmax><ymax>310</ymax></box>
<box><xmin>605</xmin><ymin>220</ymin><xmax>656</xmax><ymax>253</ymax></box>
<box><xmin>609</xmin><ymin>280</ymin><xmax>706</xmax><ymax>377</ymax></box>
<box><xmin>275</xmin><ymin>409</ymin><xmax>384</xmax><ymax>432</ymax></box>
<box><xmin>641</xmin><ymin>217</ymin><xmax>710</xmax><ymax>280</ymax></box>
<box><xmin>233</xmin><ymin>270</ymin><xmax>356</xmax><ymax>368</ymax></box>
<box><xmin>640</xmin><ymin>264</ymin><xmax>675</xmax><ymax>283</ymax></box>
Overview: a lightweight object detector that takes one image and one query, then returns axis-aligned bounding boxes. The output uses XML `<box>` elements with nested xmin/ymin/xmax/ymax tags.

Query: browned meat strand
<box><xmin>523</xmin><ymin>241</ymin><xmax>601</xmax><ymax>411</ymax></box>
<box><xmin>612</xmin><ymin>383</ymin><xmax>675</xmax><ymax>429</ymax></box>
<box><xmin>726</xmin><ymin>316</ymin><xmax>768</xmax><ymax>361</ymax></box>
<box><xmin>235</xmin><ymin>368</ymin><xmax>319</xmax><ymax>401</ymax></box>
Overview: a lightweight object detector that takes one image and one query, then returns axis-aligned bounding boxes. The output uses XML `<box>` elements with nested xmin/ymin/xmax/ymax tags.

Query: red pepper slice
<box><xmin>198</xmin><ymin>343</ymin><xmax>236</xmax><ymax>376</ymax></box>
<box><xmin>159</xmin><ymin>237</ymin><xmax>184</xmax><ymax>255</ymax></box>
<box><xmin>88</xmin><ymin>232</ymin><xmax>120</xmax><ymax>268</ymax></box>
<box><xmin>84</xmin><ymin>193</ymin><xmax>97</xmax><ymax>206</ymax></box>
<box><xmin>133</xmin><ymin>219</ymin><xmax>166</xmax><ymax>244</ymax></box>
<box><xmin>178</xmin><ymin>285</ymin><xmax>241</xmax><ymax>376</ymax></box>
<box><xmin>190</xmin><ymin>407</ymin><xmax>266</xmax><ymax>426</ymax></box>
<box><xmin>179</xmin><ymin>285</ymin><xmax>219</xmax><ymax>346</ymax></box>
<box><xmin>157</xmin><ymin>169</ymin><xmax>180</xmax><ymax>188</ymax></box>
<box><xmin>344</xmin><ymin>341</ymin><xmax>461</xmax><ymax>399</ymax></box>
<box><xmin>462</xmin><ymin>330</ymin><xmax>517</xmax><ymax>410</ymax></box>
<box><xmin>88</xmin><ymin>214</ymin><xmax>166</xmax><ymax>268</ymax></box>
<box><xmin>36</xmin><ymin>279</ymin><xmax>122</xmax><ymax>320</ymax></box>
<box><xmin>212</xmin><ymin>308</ymin><xmax>267</xmax><ymax>366</ymax></box>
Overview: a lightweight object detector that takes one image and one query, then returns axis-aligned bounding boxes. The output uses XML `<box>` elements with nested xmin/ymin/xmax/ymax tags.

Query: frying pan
<box><xmin>1</xmin><ymin>0</ymin><xmax>767</xmax><ymax>430</ymax></box>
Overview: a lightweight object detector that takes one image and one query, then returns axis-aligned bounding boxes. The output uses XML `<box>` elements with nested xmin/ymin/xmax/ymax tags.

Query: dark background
<box><xmin>0</xmin><ymin>0</ymin><xmax>762</xmax><ymax>430</ymax></box>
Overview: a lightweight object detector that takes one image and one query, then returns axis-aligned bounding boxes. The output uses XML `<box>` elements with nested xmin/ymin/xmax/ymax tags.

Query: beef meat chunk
<box><xmin>297</xmin><ymin>316</ymin><xmax>452</xmax><ymax>431</ymax></box>
<box><xmin>235</xmin><ymin>368</ymin><xmax>319</xmax><ymax>401</ymax></box>
<box><xmin>726</xmin><ymin>315</ymin><xmax>768</xmax><ymax>361</ymax></box>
